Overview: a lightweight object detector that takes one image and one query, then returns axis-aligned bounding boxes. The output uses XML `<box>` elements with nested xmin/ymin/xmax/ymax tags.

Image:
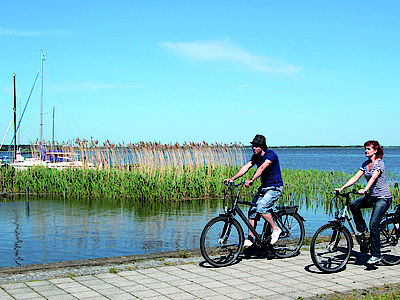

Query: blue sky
<box><xmin>1</xmin><ymin>1</ymin><xmax>399</xmax><ymax>147</ymax></box>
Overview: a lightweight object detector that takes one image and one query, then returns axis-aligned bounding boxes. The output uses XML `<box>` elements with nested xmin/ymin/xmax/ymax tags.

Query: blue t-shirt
<box><xmin>251</xmin><ymin>150</ymin><xmax>283</xmax><ymax>188</ymax></box>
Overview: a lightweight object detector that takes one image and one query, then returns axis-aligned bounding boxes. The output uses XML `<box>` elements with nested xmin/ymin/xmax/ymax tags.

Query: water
<box><xmin>274</xmin><ymin>147</ymin><xmax>400</xmax><ymax>177</ymax></box>
<box><xmin>0</xmin><ymin>197</ymin><xmax>218</xmax><ymax>267</ymax></box>
<box><xmin>1</xmin><ymin>147</ymin><xmax>399</xmax><ymax>267</ymax></box>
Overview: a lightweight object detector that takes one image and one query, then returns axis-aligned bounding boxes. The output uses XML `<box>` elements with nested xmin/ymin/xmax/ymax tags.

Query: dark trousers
<box><xmin>350</xmin><ymin>195</ymin><xmax>392</xmax><ymax>257</ymax></box>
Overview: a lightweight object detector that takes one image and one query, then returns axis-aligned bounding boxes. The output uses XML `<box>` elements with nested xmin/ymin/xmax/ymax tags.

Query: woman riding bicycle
<box><xmin>336</xmin><ymin>140</ymin><xmax>392</xmax><ymax>264</ymax></box>
<box><xmin>223</xmin><ymin>134</ymin><xmax>284</xmax><ymax>247</ymax></box>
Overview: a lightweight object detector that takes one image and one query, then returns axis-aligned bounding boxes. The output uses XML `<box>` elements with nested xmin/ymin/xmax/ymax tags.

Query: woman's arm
<box><xmin>359</xmin><ymin>169</ymin><xmax>381</xmax><ymax>194</ymax></box>
<box><xmin>336</xmin><ymin>170</ymin><xmax>364</xmax><ymax>192</ymax></box>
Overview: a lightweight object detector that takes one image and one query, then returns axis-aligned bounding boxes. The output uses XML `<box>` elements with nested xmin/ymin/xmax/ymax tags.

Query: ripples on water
<box><xmin>0</xmin><ymin>196</ymin><xmax>222</xmax><ymax>267</ymax></box>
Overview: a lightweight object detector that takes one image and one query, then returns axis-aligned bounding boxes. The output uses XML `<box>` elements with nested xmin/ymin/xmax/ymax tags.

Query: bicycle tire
<box><xmin>200</xmin><ymin>216</ymin><xmax>244</xmax><ymax>267</ymax></box>
<box><xmin>380</xmin><ymin>218</ymin><xmax>400</xmax><ymax>265</ymax></box>
<box><xmin>274</xmin><ymin>212</ymin><xmax>305</xmax><ymax>258</ymax></box>
<box><xmin>310</xmin><ymin>223</ymin><xmax>352</xmax><ymax>273</ymax></box>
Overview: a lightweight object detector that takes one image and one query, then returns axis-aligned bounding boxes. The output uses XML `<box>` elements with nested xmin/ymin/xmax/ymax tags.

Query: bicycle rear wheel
<box><xmin>274</xmin><ymin>212</ymin><xmax>305</xmax><ymax>258</ymax></box>
<box><xmin>310</xmin><ymin>223</ymin><xmax>352</xmax><ymax>273</ymax></box>
<box><xmin>200</xmin><ymin>216</ymin><xmax>244</xmax><ymax>267</ymax></box>
<box><xmin>380</xmin><ymin>218</ymin><xmax>400</xmax><ymax>265</ymax></box>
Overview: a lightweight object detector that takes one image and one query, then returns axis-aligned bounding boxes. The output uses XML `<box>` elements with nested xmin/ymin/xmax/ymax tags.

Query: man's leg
<box><xmin>248</xmin><ymin>218</ymin><xmax>257</xmax><ymax>239</ymax></box>
<box><xmin>260</xmin><ymin>212</ymin><xmax>279</xmax><ymax>231</ymax></box>
<box><xmin>245</xmin><ymin>189</ymin><xmax>265</xmax><ymax>247</ymax></box>
<box><xmin>256</xmin><ymin>187</ymin><xmax>283</xmax><ymax>244</ymax></box>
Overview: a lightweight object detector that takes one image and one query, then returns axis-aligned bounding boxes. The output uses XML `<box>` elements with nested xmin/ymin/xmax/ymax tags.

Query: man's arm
<box><xmin>245</xmin><ymin>159</ymin><xmax>272</xmax><ymax>187</ymax></box>
<box><xmin>223</xmin><ymin>161</ymin><xmax>254</xmax><ymax>183</ymax></box>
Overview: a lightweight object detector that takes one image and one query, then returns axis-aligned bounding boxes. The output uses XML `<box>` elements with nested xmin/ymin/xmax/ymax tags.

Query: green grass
<box><xmin>1</xmin><ymin>166</ymin><xmax>398</xmax><ymax>210</ymax></box>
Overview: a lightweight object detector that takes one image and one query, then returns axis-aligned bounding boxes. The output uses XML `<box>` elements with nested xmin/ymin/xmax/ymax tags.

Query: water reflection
<box><xmin>13</xmin><ymin>210</ymin><xmax>23</xmax><ymax>265</ymax></box>
<box><xmin>0</xmin><ymin>193</ymin><xmax>379</xmax><ymax>268</ymax></box>
<box><xmin>0</xmin><ymin>195</ymin><xmax>222</xmax><ymax>267</ymax></box>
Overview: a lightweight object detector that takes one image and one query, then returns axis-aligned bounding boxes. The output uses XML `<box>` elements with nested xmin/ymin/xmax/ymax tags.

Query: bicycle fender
<box><xmin>277</xmin><ymin>205</ymin><xmax>299</xmax><ymax>214</ymax></box>
<box><xmin>328</xmin><ymin>220</ymin><xmax>342</xmax><ymax>230</ymax></box>
<box><xmin>297</xmin><ymin>213</ymin><xmax>306</xmax><ymax>222</ymax></box>
<box><xmin>218</xmin><ymin>213</ymin><xmax>237</xmax><ymax>223</ymax></box>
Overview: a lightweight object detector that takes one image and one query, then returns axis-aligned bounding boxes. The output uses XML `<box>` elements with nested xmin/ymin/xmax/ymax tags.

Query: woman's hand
<box><xmin>335</xmin><ymin>187</ymin><xmax>344</xmax><ymax>193</ymax></box>
<box><xmin>358</xmin><ymin>188</ymin><xmax>368</xmax><ymax>194</ymax></box>
<box><xmin>222</xmin><ymin>178</ymin><xmax>233</xmax><ymax>184</ymax></box>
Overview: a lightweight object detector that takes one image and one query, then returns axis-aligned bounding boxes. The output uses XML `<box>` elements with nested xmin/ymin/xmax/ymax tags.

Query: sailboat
<box><xmin>7</xmin><ymin>53</ymin><xmax>95</xmax><ymax>170</ymax></box>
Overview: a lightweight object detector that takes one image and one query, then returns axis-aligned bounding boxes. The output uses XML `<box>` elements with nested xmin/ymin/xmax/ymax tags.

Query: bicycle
<box><xmin>200</xmin><ymin>181</ymin><xmax>305</xmax><ymax>267</ymax></box>
<box><xmin>310</xmin><ymin>190</ymin><xmax>400</xmax><ymax>273</ymax></box>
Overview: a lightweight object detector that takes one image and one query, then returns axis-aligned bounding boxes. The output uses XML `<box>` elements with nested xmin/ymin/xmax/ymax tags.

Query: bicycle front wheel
<box><xmin>200</xmin><ymin>216</ymin><xmax>244</xmax><ymax>267</ymax></box>
<box><xmin>310</xmin><ymin>223</ymin><xmax>352</xmax><ymax>273</ymax></box>
<box><xmin>380</xmin><ymin>218</ymin><xmax>400</xmax><ymax>265</ymax></box>
<box><xmin>274</xmin><ymin>212</ymin><xmax>305</xmax><ymax>258</ymax></box>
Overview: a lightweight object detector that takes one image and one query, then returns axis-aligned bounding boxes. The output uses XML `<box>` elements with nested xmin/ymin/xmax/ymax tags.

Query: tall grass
<box><xmin>2</xmin><ymin>141</ymin><xmax>398</xmax><ymax>211</ymax></box>
<box><xmin>1</xmin><ymin>164</ymin><xmax>377</xmax><ymax>209</ymax></box>
<box><xmin>28</xmin><ymin>139</ymin><xmax>248</xmax><ymax>169</ymax></box>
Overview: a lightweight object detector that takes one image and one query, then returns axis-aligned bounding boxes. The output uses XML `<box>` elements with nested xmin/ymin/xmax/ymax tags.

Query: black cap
<box><xmin>250</xmin><ymin>135</ymin><xmax>267</xmax><ymax>146</ymax></box>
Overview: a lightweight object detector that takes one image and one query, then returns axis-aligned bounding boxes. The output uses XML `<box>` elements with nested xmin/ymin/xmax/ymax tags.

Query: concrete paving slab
<box><xmin>2</xmin><ymin>249</ymin><xmax>400</xmax><ymax>299</ymax></box>
<box><xmin>45</xmin><ymin>295</ymin><xmax>77</xmax><ymax>300</ymax></box>
<box><xmin>70</xmin><ymin>290</ymin><xmax>104</xmax><ymax>299</ymax></box>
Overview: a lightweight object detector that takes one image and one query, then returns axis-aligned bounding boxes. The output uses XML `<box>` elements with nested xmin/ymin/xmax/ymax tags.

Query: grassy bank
<box><xmin>2</xmin><ymin>166</ymin><xmax>398</xmax><ymax>210</ymax></box>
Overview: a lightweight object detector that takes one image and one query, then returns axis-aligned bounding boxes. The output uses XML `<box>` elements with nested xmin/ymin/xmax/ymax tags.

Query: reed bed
<box><xmin>27</xmin><ymin>139</ymin><xmax>248</xmax><ymax>169</ymax></box>
<box><xmin>2</xmin><ymin>141</ymin><xmax>398</xmax><ymax>213</ymax></box>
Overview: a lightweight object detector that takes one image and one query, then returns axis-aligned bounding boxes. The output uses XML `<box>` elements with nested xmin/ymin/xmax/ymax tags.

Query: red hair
<box><xmin>364</xmin><ymin>140</ymin><xmax>384</xmax><ymax>159</ymax></box>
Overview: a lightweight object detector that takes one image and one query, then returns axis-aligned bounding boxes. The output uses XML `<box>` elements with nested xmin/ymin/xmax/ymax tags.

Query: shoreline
<box><xmin>0</xmin><ymin>248</ymin><xmax>203</xmax><ymax>284</ymax></box>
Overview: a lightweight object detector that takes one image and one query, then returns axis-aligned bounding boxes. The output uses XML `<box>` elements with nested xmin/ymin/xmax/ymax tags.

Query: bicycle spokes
<box><xmin>310</xmin><ymin>224</ymin><xmax>352</xmax><ymax>273</ymax></box>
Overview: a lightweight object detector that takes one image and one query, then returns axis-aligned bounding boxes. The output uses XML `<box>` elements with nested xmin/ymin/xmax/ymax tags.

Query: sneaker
<box><xmin>243</xmin><ymin>239</ymin><xmax>253</xmax><ymax>247</ymax></box>
<box><xmin>270</xmin><ymin>228</ymin><xmax>282</xmax><ymax>245</ymax></box>
<box><xmin>367</xmin><ymin>256</ymin><xmax>382</xmax><ymax>264</ymax></box>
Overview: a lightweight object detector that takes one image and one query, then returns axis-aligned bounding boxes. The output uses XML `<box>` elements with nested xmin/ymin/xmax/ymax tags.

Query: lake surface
<box><xmin>1</xmin><ymin>147</ymin><xmax>399</xmax><ymax>267</ymax></box>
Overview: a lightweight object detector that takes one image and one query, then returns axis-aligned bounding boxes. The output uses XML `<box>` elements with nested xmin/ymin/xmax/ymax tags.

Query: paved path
<box><xmin>1</xmin><ymin>247</ymin><xmax>400</xmax><ymax>300</ymax></box>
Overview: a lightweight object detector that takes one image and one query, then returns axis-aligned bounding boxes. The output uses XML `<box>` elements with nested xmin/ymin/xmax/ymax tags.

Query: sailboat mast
<box><xmin>52</xmin><ymin>106</ymin><xmax>55</xmax><ymax>145</ymax></box>
<box><xmin>40</xmin><ymin>51</ymin><xmax>45</xmax><ymax>144</ymax></box>
<box><xmin>13</xmin><ymin>73</ymin><xmax>17</xmax><ymax>160</ymax></box>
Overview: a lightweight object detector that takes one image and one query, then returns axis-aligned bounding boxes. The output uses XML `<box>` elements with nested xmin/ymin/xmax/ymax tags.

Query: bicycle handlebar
<box><xmin>224</xmin><ymin>180</ymin><xmax>245</xmax><ymax>187</ymax></box>
<box><xmin>333</xmin><ymin>189</ymin><xmax>361</xmax><ymax>197</ymax></box>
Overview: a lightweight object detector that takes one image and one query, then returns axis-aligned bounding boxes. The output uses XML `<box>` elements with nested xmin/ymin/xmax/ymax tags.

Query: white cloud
<box><xmin>0</xmin><ymin>28</ymin><xmax>72</xmax><ymax>37</ymax></box>
<box><xmin>160</xmin><ymin>39</ymin><xmax>301</xmax><ymax>74</ymax></box>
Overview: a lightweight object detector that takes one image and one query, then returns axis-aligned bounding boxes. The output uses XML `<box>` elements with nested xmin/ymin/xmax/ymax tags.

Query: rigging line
<box><xmin>1</xmin><ymin>118</ymin><xmax>13</xmax><ymax>149</ymax></box>
<box><xmin>7</xmin><ymin>70</ymin><xmax>40</xmax><ymax>157</ymax></box>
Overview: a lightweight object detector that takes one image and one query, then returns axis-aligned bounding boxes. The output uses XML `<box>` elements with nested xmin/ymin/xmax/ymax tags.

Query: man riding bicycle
<box><xmin>223</xmin><ymin>134</ymin><xmax>284</xmax><ymax>247</ymax></box>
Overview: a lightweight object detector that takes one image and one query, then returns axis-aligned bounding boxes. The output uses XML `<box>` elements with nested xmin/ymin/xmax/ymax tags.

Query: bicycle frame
<box><xmin>222</xmin><ymin>181</ymin><xmax>290</xmax><ymax>246</ymax></box>
<box><xmin>221</xmin><ymin>183</ymin><xmax>263</xmax><ymax>244</ymax></box>
<box><xmin>334</xmin><ymin>202</ymin><xmax>358</xmax><ymax>235</ymax></box>
<box><xmin>330</xmin><ymin>191</ymin><xmax>391</xmax><ymax>250</ymax></box>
